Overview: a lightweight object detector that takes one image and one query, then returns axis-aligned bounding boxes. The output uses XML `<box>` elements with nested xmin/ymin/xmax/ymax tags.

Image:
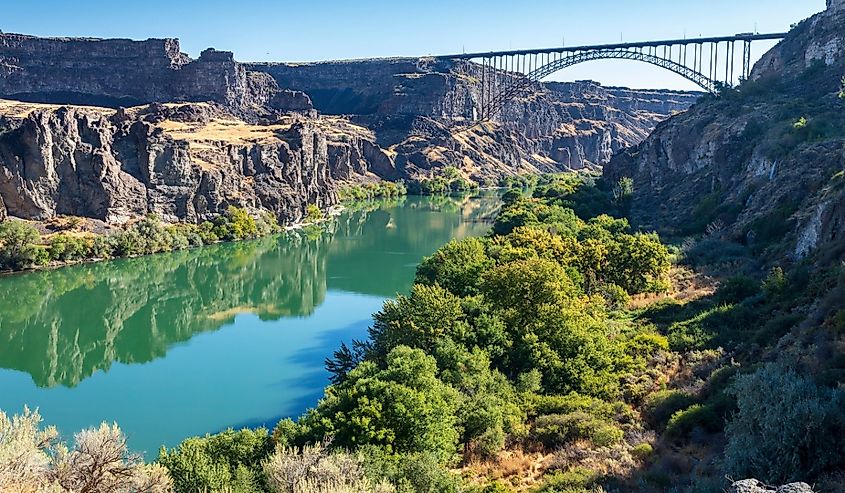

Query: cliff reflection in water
<box><xmin>0</xmin><ymin>194</ymin><xmax>500</xmax><ymax>389</ymax></box>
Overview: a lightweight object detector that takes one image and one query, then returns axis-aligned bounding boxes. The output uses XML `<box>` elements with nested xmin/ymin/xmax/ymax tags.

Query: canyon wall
<box><xmin>0</xmin><ymin>32</ymin><xmax>700</xmax><ymax>224</ymax></box>
<box><xmin>250</xmin><ymin>60</ymin><xmax>700</xmax><ymax>179</ymax></box>
<box><xmin>0</xmin><ymin>33</ymin><xmax>311</xmax><ymax>119</ymax></box>
<box><xmin>0</xmin><ymin>101</ymin><xmax>392</xmax><ymax>224</ymax></box>
<box><xmin>605</xmin><ymin>2</ymin><xmax>845</xmax><ymax>262</ymax></box>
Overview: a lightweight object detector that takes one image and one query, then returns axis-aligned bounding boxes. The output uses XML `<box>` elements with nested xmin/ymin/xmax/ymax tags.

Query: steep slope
<box><xmin>606</xmin><ymin>3</ymin><xmax>845</xmax><ymax>264</ymax></box>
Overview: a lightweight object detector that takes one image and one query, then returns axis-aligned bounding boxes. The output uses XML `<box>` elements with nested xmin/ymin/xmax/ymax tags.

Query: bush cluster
<box><xmin>0</xmin><ymin>206</ymin><xmax>283</xmax><ymax>271</ymax></box>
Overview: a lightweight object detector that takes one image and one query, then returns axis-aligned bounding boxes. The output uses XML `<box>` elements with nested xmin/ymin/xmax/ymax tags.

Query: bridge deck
<box><xmin>443</xmin><ymin>33</ymin><xmax>787</xmax><ymax>60</ymax></box>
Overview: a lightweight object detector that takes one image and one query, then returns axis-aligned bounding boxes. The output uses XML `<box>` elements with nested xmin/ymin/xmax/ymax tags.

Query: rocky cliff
<box><xmin>0</xmin><ymin>32</ymin><xmax>698</xmax><ymax>225</ymax></box>
<box><xmin>0</xmin><ymin>100</ymin><xmax>392</xmax><ymax>224</ymax></box>
<box><xmin>250</xmin><ymin>60</ymin><xmax>700</xmax><ymax>181</ymax></box>
<box><xmin>605</xmin><ymin>3</ymin><xmax>845</xmax><ymax>263</ymax></box>
<box><xmin>0</xmin><ymin>33</ymin><xmax>311</xmax><ymax>119</ymax></box>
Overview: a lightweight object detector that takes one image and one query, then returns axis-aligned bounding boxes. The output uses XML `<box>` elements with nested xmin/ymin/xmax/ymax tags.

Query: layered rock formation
<box><xmin>0</xmin><ymin>100</ymin><xmax>392</xmax><ymax>223</ymax></box>
<box><xmin>606</xmin><ymin>2</ymin><xmax>845</xmax><ymax>262</ymax></box>
<box><xmin>250</xmin><ymin>60</ymin><xmax>700</xmax><ymax>180</ymax></box>
<box><xmin>0</xmin><ymin>33</ymin><xmax>310</xmax><ymax>119</ymax></box>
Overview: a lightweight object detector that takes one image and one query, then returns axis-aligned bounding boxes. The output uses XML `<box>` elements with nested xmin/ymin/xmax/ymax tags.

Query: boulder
<box><xmin>729</xmin><ymin>479</ymin><xmax>814</xmax><ymax>493</ymax></box>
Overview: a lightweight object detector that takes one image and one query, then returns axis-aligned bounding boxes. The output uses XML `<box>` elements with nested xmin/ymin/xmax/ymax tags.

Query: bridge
<box><xmin>435</xmin><ymin>33</ymin><xmax>786</xmax><ymax>120</ymax></box>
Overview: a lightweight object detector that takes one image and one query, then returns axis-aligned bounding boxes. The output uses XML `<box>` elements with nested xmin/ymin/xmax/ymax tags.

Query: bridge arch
<box><xmin>529</xmin><ymin>49</ymin><xmax>717</xmax><ymax>93</ymax></box>
<box><xmin>448</xmin><ymin>33</ymin><xmax>787</xmax><ymax>121</ymax></box>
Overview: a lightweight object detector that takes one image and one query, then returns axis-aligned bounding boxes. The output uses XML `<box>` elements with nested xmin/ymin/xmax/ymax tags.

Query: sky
<box><xmin>0</xmin><ymin>0</ymin><xmax>827</xmax><ymax>90</ymax></box>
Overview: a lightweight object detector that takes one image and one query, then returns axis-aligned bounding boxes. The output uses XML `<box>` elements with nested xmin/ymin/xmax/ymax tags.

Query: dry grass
<box><xmin>0</xmin><ymin>99</ymin><xmax>115</xmax><ymax>118</ymax></box>
<box><xmin>629</xmin><ymin>266</ymin><xmax>717</xmax><ymax>310</ymax></box>
<box><xmin>460</xmin><ymin>449</ymin><xmax>554</xmax><ymax>491</ymax></box>
<box><xmin>160</xmin><ymin>118</ymin><xmax>294</xmax><ymax>146</ymax></box>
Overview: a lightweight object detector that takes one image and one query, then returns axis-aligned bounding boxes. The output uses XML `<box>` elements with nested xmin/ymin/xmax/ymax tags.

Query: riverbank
<box><xmin>0</xmin><ymin>203</ymin><xmax>354</xmax><ymax>275</ymax></box>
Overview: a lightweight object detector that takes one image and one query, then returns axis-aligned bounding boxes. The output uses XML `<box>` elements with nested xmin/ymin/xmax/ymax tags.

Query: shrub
<box><xmin>715</xmin><ymin>276</ymin><xmax>761</xmax><ymax>303</ymax></box>
<box><xmin>394</xmin><ymin>452</ymin><xmax>463</xmax><ymax>493</ymax></box>
<box><xmin>664</xmin><ymin>404</ymin><xmax>721</xmax><ymax>441</ymax></box>
<box><xmin>0</xmin><ymin>408</ymin><xmax>171</xmax><ymax>493</ymax></box>
<box><xmin>158</xmin><ymin>428</ymin><xmax>273</xmax><ymax>493</ymax></box>
<box><xmin>599</xmin><ymin>284</ymin><xmax>630</xmax><ymax>311</ymax></box>
<box><xmin>0</xmin><ymin>220</ymin><xmax>42</xmax><ymax>270</ymax></box>
<box><xmin>262</xmin><ymin>442</ymin><xmax>394</xmax><ymax>493</ymax></box>
<box><xmin>48</xmin><ymin>233</ymin><xmax>92</xmax><ymax>261</ymax></box>
<box><xmin>643</xmin><ymin>390</ymin><xmax>697</xmax><ymax>430</ymax></box>
<box><xmin>535</xmin><ymin>467</ymin><xmax>603</xmax><ymax>493</ymax></box>
<box><xmin>532</xmin><ymin>412</ymin><xmax>623</xmax><ymax>449</ymax></box>
<box><xmin>631</xmin><ymin>443</ymin><xmax>654</xmax><ymax>461</ymax></box>
<box><xmin>305</xmin><ymin>204</ymin><xmax>323</xmax><ymax>223</ymax></box>
<box><xmin>724</xmin><ymin>363</ymin><xmax>845</xmax><ymax>483</ymax></box>
<box><xmin>481</xmin><ymin>481</ymin><xmax>516</xmax><ymax>493</ymax></box>
<box><xmin>762</xmin><ymin>266</ymin><xmax>788</xmax><ymax>298</ymax></box>
<box><xmin>528</xmin><ymin>393</ymin><xmax>616</xmax><ymax>420</ymax></box>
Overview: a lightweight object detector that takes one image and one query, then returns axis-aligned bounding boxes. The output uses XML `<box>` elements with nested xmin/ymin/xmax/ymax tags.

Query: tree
<box><xmin>481</xmin><ymin>257</ymin><xmax>579</xmax><ymax>326</ymax></box>
<box><xmin>368</xmin><ymin>284</ymin><xmax>467</xmax><ymax>359</ymax></box>
<box><xmin>605</xmin><ymin>232</ymin><xmax>671</xmax><ymax>294</ymax></box>
<box><xmin>415</xmin><ymin>238</ymin><xmax>492</xmax><ymax>296</ymax></box>
<box><xmin>302</xmin><ymin>346</ymin><xmax>460</xmax><ymax>462</ymax></box>
<box><xmin>0</xmin><ymin>220</ymin><xmax>42</xmax><ymax>270</ymax></box>
<box><xmin>325</xmin><ymin>340</ymin><xmax>369</xmax><ymax>385</ymax></box>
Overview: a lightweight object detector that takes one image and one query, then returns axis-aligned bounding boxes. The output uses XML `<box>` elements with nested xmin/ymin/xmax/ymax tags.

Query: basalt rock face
<box><xmin>249</xmin><ymin>60</ymin><xmax>700</xmax><ymax>181</ymax></box>
<box><xmin>0</xmin><ymin>100</ymin><xmax>391</xmax><ymax>224</ymax></box>
<box><xmin>0</xmin><ymin>34</ymin><xmax>312</xmax><ymax>120</ymax></box>
<box><xmin>605</xmin><ymin>3</ymin><xmax>845</xmax><ymax>262</ymax></box>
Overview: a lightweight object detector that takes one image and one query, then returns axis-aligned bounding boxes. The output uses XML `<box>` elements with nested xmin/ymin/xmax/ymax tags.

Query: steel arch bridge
<box><xmin>438</xmin><ymin>33</ymin><xmax>786</xmax><ymax>120</ymax></box>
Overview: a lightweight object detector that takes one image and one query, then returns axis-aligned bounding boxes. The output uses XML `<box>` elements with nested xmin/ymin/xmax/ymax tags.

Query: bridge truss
<box><xmin>442</xmin><ymin>33</ymin><xmax>786</xmax><ymax>121</ymax></box>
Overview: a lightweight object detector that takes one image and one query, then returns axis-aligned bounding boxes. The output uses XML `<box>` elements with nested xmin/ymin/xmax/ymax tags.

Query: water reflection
<box><xmin>0</xmin><ymin>194</ymin><xmax>500</xmax><ymax>390</ymax></box>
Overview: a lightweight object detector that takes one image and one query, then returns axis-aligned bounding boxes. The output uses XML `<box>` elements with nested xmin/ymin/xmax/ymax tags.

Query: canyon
<box><xmin>0</xmin><ymin>33</ymin><xmax>698</xmax><ymax>225</ymax></box>
<box><xmin>606</xmin><ymin>1</ymin><xmax>845</xmax><ymax>264</ymax></box>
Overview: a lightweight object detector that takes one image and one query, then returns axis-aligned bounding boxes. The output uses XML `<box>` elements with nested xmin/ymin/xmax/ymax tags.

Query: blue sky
<box><xmin>1</xmin><ymin>0</ymin><xmax>826</xmax><ymax>90</ymax></box>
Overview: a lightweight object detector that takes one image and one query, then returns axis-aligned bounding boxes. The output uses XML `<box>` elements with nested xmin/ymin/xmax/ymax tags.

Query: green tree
<box><xmin>605</xmin><ymin>232</ymin><xmax>671</xmax><ymax>294</ymax></box>
<box><xmin>481</xmin><ymin>258</ymin><xmax>579</xmax><ymax>326</ymax></box>
<box><xmin>227</xmin><ymin>207</ymin><xmax>259</xmax><ymax>240</ymax></box>
<box><xmin>305</xmin><ymin>204</ymin><xmax>323</xmax><ymax>223</ymax></box>
<box><xmin>158</xmin><ymin>428</ymin><xmax>273</xmax><ymax>493</ymax></box>
<box><xmin>368</xmin><ymin>284</ymin><xmax>468</xmax><ymax>359</ymax></box>
<box><xmin>0</xmin><ymin>220</ymin><xmax>42</xmax><ymax>270</ymax></box>
<box><xmin>301</xmin><ymin>346</ymin><xmax>460</xmax><ymax>462</ymax></box>
<box><xmin>415</xmin><ymin>238</ymin><xmax>492</xmax><ymax>296</ymax></box>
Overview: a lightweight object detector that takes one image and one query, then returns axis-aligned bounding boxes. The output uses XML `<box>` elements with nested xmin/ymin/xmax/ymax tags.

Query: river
<box><xmin>0</xmin><ymin>194</ymin><xmax>499</xmax><ymax>456</ymax></box>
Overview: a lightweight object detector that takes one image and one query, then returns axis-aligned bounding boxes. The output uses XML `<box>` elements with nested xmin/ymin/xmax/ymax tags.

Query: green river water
<box><xmin>0</xmin><ymin>194</ymin><xmax>499</xmax><ymax>456</ymax></box>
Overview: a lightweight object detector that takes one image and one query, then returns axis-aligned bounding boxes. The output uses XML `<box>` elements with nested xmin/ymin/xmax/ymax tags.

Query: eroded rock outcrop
<box><xmin>605</xmin><ymin>3</ymin><xmax>845</xmax><ymax>262</ymax></box>
<box><xmin>0</xmin><ymin>100</ymin><xmax>393</xmax><ymax>224</ymax></box>
<box><xmin>249</xmin><ymin>60</ymin><xmax>700</xmax><ymax>181</ymax></box>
